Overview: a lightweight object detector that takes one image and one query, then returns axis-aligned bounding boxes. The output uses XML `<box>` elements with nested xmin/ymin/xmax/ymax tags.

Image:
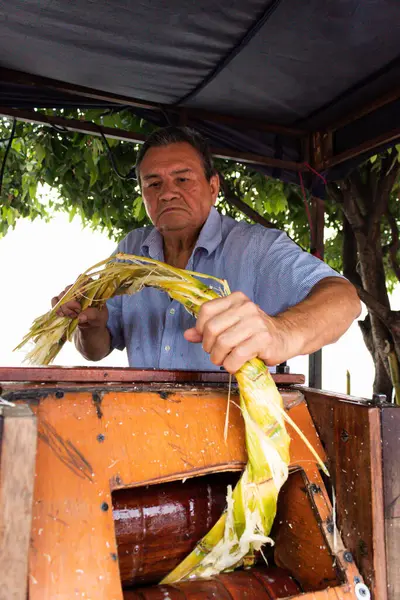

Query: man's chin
<box><xmin>156</xmin><ymin>215</ymin><xmax>190</xmax><ymax>233</ymax></box>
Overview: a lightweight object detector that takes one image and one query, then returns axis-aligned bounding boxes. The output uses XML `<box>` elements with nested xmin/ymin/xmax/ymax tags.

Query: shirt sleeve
<box><xmin>254</xmin><ymin>228</ymin><xmax>344</xmax><ymax>316</ymax></box>
<box><xmin>106</xmin><ymin>294</ymin><xmax>125</xmax><ymax>351</ymax></box>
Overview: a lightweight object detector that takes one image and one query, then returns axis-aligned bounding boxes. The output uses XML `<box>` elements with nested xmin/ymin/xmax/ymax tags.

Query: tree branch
<box><xmin>373</xmin><ymin>156</ymin><xmax>400</xmax><ymax>225</ymax></box>
<box><xmin>354</xmin><ymin>285</ymin><xmax>392</xmax><ymax>328</ymax></box>
<box><xmin>219</xmin><ymin>173</ymin><xmax>275</xmax><ymax>229</ymax></box>
<box><xmin>386</xmin><ymin>208</ymin><xmax>400</xmax><ymax>283</ymax></box>
<box><xmin>349</xmin><ymin>168</ymin><xmax>369</xmax><ymax>217</ymax></box>
<box><xmin>339</xmin><ymin>180</ymin><xmax>366</xmax><ymax>232</ymax></box>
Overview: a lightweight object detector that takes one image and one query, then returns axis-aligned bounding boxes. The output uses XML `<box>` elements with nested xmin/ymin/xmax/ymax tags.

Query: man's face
<box><xmin>139</xmin><ymin>142</ymin><xmax>219</xmax><ymax>234</ymax></box>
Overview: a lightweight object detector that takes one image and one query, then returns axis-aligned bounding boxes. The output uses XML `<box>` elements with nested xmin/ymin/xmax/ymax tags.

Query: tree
<box><xmin>1</xmin><ymin>110</ymin><xmax>399</xmax><ymax>396</ymax></box>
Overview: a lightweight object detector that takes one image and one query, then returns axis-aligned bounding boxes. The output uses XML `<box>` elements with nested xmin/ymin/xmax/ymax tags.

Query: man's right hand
<box><xmin>51</xmin><ymin>285</ymin><xmax>109</xmax><ymax>330</ymax></box>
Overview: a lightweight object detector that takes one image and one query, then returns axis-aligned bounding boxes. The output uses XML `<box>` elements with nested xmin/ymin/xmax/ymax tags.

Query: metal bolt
<box><xmin>97</xmin><ymin>434</ymin><xmax>105</xmax><ymax>443</ymax></box>
<box><xmin>101</xmin><ymin>502</ymin><xmax>109</xmax><ymax>512</ymax></box>
<box><xmin>355</xmin><ymin>582</ymin><xmax>371</xmax><ymax>600</ymax></box>
<box><xmin>371</xmin><ymin>393</ymin><xmax>387</xmax><ymax>405</ymax></box>
<box><xmin>309</xmin><ymin>483</ymin><xmax>321</xmax><ymax>495</ymax></box>
<box><xmin>276</xmin><ymin>363</ymin><xmax>290</xmax><ymax>374</ymax></box>
<box><xmin>55</xmin><ymin>391</ymin><xmax>64</xmax><ymax>399</ymax></box>
<box><xmin>344</xmin><ymin>551</ymin><xmax>353</xmax><ymax>563</ymax></box>
<box><xmin>326</xmin><ymin>522</ymin><xmax>334</xmax><ymax>534</ymax></box>
<box><xmin>340</xmin><ymin>429</ymin><xmax>349</xmax><ymax>442</ymax></box>
<box><xmin>110</xmin><ymin>552</ymin><xmax>118</xmax><ymax>561</ymax></box>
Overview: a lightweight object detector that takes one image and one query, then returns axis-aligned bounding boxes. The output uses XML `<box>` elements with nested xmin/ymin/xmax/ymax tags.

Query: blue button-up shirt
<box><xmin>106</xmin><ymin>207</ymin><xmax>341</xmax><ymax>370</ymax></box>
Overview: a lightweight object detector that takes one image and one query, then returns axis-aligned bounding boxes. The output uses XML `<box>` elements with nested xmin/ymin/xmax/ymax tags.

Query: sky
<box><xmin>1</xmin><ymin>196</ymin><xmax>397</xmax><ymax>400</ymax></box>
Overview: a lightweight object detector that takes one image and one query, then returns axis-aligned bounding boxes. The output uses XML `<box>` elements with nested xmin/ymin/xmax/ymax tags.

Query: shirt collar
<box><xmin>141</xmin><ymin>206</ymin><xmax>222</xmax><ymax>260</ymax></box>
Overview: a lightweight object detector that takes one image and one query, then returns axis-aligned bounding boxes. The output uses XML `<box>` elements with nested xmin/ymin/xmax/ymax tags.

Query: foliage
<box><xmin>1</xmin><ymin>109</ymin><xmax>399</xmax><ymax>283</ymax></box>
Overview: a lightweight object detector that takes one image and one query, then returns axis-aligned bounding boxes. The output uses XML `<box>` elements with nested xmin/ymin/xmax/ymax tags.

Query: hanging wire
<box><xmin>0</xmin><ymin>118</ymin><xmax>17</xmax><ymax>197</ymax></box>
<box><xmin>96</xmin><ymin>124</ymin><xmax>137</xmax><ymax>181</ymax></box>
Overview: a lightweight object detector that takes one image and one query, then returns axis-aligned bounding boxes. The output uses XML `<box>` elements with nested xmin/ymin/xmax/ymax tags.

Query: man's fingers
<box><xmin>77</xmin><ymin>306</ymin><xmax>108</xmax><ymax>329</ymax></box>
<box><xmin>196</xmin><ymin>292</ymin><xmax>248</xmax><ymax>334</ymax></box>
<box><xmin>184</xmin><ymin>328</ymin><xmax>203</xmax><ymax>343</ymax></box>
<box><xmin>54</xmin><ymin>300</ymin><xmax>82</xmax><ymax>318</ymax></box>
<box><xmin>222</xmin><ymin>333</ymin><xmax>266</xmax><ymax>374</ymax></box>
<box><xmin>208</xmin><ymin>318</ymin><xmax>261</xmax><ymax>366</ymax></box>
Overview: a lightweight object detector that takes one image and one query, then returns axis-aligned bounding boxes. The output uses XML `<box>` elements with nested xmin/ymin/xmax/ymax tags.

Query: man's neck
<box><xmin>163</xmin><ymin>229</ymin><xmax>200</xmax><ymax>269</ymax></box>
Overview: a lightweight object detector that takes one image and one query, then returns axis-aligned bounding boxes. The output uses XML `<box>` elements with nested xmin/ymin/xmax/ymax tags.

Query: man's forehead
<box><xmin>140</xmin><ymin>142</ymin><xmax>203</xmax><ymax>175</ymax></box>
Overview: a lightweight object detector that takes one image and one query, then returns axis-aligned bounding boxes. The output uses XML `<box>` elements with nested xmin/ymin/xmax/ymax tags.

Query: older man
<box><xmin>52</xmin><ymin>127</ymin><xmax>360</xmax><ymax>374</ymax></box>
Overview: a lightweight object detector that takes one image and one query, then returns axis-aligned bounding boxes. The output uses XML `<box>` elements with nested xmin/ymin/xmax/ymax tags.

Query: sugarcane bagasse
<box><xmin>51</xmin><ymin>126</ymin><xmax>361</xmax><ymax>373</ymax></box>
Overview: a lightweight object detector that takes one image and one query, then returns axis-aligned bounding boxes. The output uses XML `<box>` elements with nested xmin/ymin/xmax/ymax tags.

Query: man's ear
<box><xmin>210</xmin><ymin>173</ymin><xmax>220</xmax><ymax>204</ymax></box>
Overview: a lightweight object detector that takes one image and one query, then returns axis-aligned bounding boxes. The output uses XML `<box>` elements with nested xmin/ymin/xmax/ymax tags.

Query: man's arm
<box><xmin>73</xmin><ymin>307</ymin><xmax>112</xmax><ymax>361</ymax></box>
<box><xmin>184</xmin><ymin>277</ymin><xmax>361</xmax><ymax>374</ymax></box>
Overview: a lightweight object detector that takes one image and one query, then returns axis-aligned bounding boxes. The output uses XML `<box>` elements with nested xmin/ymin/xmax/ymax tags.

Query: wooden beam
<box><xmin>325</xmin><ymin>127</ymin><xmax>400</xmax><ymax>170</ymax></box>
<box><xmin>0</xmin><ymin>366</ymin><xmax>305</xmax><ymax>386</ymax></box>
<box><xmin>0</xmin><ymin>106</ymin><xmax>304</xmax><ymax>172</ymax></box>
<box><xmin>327</xmin><ymin>86</ymin><xmax>400</xmax><ymax>134</ymax></box>
<box><xmin>0</xmin><ymin>403</ymin><xmax>37</xmax><ymax>600</ymax></box>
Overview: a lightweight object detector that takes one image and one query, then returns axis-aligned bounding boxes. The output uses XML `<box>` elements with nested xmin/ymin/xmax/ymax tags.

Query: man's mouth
<box><xmin>158</xmin><ymin>206</ymin><xmax>186</xmax><ymax>217</ymax></box>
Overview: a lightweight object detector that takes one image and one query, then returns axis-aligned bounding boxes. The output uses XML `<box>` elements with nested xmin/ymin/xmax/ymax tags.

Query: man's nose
<box><xmin>159</xmin><ymin>180</ymin><xmax>179</xmax><ymax>201</ymax></box>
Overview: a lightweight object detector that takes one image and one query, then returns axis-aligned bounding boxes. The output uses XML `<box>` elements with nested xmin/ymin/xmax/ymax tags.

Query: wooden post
<box><xmin>0</xmin><ymin>403</ymin><xmax>37</xmax><ymax>600</ymax></box>
<box><xmin>381</xmin><ymin>407</ymin><xmax>400</xmax><ymax>600</ymax></box>
<box><xmin>308</xmin><ymin>196</ymin><xmax>325</xmax><ymax>389</ymax></box>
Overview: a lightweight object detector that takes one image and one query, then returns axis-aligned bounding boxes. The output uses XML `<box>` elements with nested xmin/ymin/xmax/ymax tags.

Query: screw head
<box><xmin>55</xmin><ymin>391</ymin><xmax>64</xmax><ymax>399</ymax></box>
<box><xmin>355</xmin><ymin>582</ymin><xmax>370</xmax><ymax>600</ymax></box>
<box><xmin>344</xmin><ymin>551</ymin><xmax>353</xmax><ymax>563</ymax></box>
<box><xmin>340</xmin><ymin>429</ymin><xmax>349</xmax><ymax>442</ymax></box>
<box><xmin>101</xmin><ymin>502</ymin><xmax>109</xmax><ymax>512</ymax></box>
<box><xmin>97</xmin><ymin>434</ymin><xmax>105</xmax><ymax>442</ymax></box>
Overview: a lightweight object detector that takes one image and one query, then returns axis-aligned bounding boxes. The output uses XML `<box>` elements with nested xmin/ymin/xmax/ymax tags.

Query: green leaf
<box><xmin>133</xmin><ymin>196</ymin><xmax>144</xmax><ymax>221</ymax></box>
<box><xmin>29</xmin><ymin>182</ymin><xmax>37</xmax><ymax>200</ymax></box>
<box><xmin>35</xmin><ymin>143</ymin><xmax>46</xmax><ymax>164</ymax></box>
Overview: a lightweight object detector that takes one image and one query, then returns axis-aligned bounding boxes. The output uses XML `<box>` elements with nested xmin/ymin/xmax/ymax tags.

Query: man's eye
<box><xmin>178</xmin><ymin>177</ymin><xmax>188</xmax><ymax>183</ymax></box>
<box><xmin>149</xmin><ymin>181</ymin><xmax>160</xmax><ymax>188</ymax></box>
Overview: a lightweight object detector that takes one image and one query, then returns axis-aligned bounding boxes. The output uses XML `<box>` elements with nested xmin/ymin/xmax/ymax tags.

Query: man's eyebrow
<box><xmin>171</xmin><ymin>168</ymin><xmax>193</xmax><ymax>175</ymax></box>
<box><xmin>142</xmin><ymin>168</ymin><xmax>194</xmax><ymax>181</ymax></box>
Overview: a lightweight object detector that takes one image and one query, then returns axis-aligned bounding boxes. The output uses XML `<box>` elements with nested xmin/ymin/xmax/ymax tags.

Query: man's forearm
<box><xmin>74</xmin><ymin>326</ymin><xmax>112</xmax><ymax>361</ymax></box>
<box><xmin>276</xmin><ymin>277</ymin><xmax>361</xmax><ymax>359</ymax></box>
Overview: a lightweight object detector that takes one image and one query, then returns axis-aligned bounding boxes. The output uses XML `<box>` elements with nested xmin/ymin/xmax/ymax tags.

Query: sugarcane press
<box><xmin>0</xmin><ymin>367</ymin><xmax>398</xmax><ymax>600</ymax></box>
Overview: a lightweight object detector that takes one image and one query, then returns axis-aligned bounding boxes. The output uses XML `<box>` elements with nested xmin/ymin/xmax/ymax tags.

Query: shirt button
<box><xmin>169</xmin><ymin>308</ymin><xmax>175</xmax><ymax>315</ymax></box>
<box><xmin>165</xmin><ymin>345</ymin><xmax>171</xmax><ymax>352</ymax></box>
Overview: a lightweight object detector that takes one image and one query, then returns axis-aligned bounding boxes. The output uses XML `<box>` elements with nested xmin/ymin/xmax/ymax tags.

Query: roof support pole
<box><xmin>308</xmin><ymin>196</ymin><xmax>325</xmax><ymax>389</ymax></box>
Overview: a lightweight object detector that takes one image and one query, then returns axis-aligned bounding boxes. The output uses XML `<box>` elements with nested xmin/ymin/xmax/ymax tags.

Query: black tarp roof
<box><xmin>0</xmin><ymin>0</ymin><xmax>399</xmax><ymax>185</ymax></box>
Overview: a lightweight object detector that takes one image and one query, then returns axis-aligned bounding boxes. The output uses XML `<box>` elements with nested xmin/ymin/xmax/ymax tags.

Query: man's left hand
<box><xmin>184</xmin><ymin>291</ymin><xmax>293</xmax><ymax>374</ymax></box>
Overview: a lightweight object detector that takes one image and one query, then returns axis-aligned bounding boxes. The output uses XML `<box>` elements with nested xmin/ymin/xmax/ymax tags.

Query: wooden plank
<box><xmin>0</xmin><ymin>366</ymin><xmax>305</xmax><ymax>385</ymax></box>
<box><xmin>0</xmin><ymin>106</ymin><xmax>304</xmax><ymax>172</ymax></box>
<box><xmin>381</xmin><ymin>406</ymin><xmax>400</xmax><ymax>600</ymax></box>
<box><xmin>304</xmin><ymin>388</ymin><xmax>387</xmax><ymax>600</ymax></box>
<box><xmin>0</xmin><ymin>403</ymin><xmax>37</xmax><ymax>600</ymax></box>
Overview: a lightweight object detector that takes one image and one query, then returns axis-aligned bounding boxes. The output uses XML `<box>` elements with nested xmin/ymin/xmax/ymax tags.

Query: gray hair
<box><xmin>135</xmin><ymin>126</ymin><xmax>216</xmax><ymax>182</ymax></box>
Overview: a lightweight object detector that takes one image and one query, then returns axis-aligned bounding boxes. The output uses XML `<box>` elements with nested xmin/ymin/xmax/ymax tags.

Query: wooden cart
<box><xmin>1</xmin><ymin>367</ymin><xmax>398</xmax><ymax>599</ymax></box>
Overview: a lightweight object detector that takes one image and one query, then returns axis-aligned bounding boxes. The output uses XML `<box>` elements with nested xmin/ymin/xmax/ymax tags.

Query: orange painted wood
<box><xmin>22</xmin><ymin>385</ymin><xmax>325</xmax><ymax>600</ymax></box>
<box><xmin>274</xmin><ymin>470</ymin><xmax>339</xmax><ymax>591</ymax></box>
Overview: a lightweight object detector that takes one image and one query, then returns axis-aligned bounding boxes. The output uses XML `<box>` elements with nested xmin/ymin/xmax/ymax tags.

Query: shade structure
<box><xmin>0</xmin><ymin>0</ymin><xmax>399</xmax><ymax>184</ymax></box>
